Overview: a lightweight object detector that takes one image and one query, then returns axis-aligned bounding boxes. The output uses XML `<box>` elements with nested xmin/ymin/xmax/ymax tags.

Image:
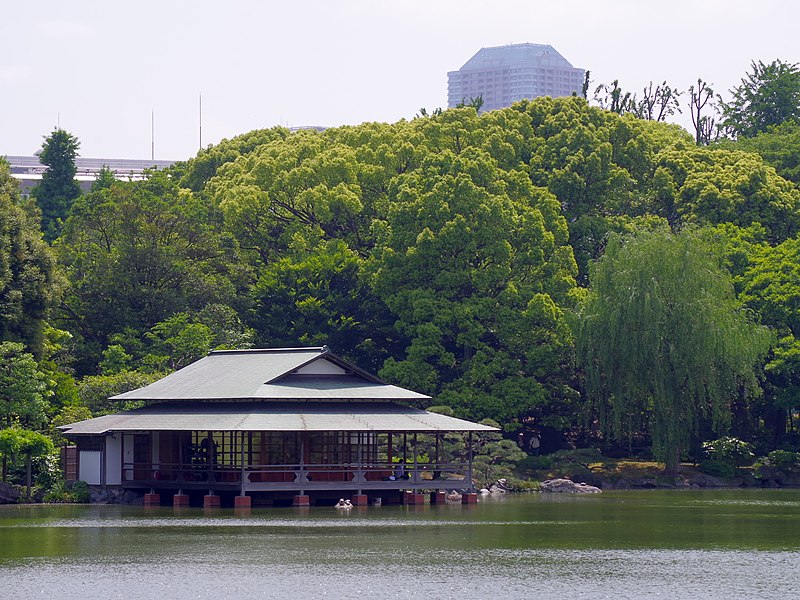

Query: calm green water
<box><xmin>2</xmin><ymin>490</ymin><xmax>799</xmax><ymax>599</ymax></box>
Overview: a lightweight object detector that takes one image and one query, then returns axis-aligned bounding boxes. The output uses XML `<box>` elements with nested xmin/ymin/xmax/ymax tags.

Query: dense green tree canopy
<box><xmin>650</xmin><ymin>146</ymin><xmax>800</xmax><ymax>241</ymax></box>
<box><xmin>55</xmin><ymin>172</ymin><xmax>248</xmax><ymax>374</ymax></box>
<box><xmin>0</xmin><ymin>159</ymin><xmax>60</xmax><ymax>354</ymax></box>
<box><xmin>728</xmin><ymin>120</ymin><xmax>800</xmax><ymax>186</ymax></box>
<box><xmin>0</xmin><ymin>342</ymin><xmax>49</xmax><ymax>428</ymax></box>
<box><xmin>178</xmin><ymin>127</ymin><xmax>291</xmax><ymax>192</ymax></box>
<box><xmin>737</xmin><ymin>234</ymin><xmax>800</xmax><ymax>436</ymax></box>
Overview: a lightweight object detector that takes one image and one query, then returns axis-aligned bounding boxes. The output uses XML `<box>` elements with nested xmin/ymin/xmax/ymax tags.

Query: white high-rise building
<box><xmin>448</xmin><ymin>43</ymin><xmax>585</xmax><ymax>112</ymax></box>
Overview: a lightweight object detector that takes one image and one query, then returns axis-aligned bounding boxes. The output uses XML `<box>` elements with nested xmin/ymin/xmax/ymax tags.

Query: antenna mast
<box><xmin>151</xmin><ymin>110</ymin><xmax>155</xmax><ymax>160</ymax></box>
<box><xmin>199</xmin><ymin>93</ymin><xmax>203</xmax><ymax>149</ymax></box>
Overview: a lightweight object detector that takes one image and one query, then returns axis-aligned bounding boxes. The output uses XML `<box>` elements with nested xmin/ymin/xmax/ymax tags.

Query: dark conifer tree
<box><xmin>33</xmin><ymin>129</ymin><xmax>81</xmax><ymax>241</ymax></box>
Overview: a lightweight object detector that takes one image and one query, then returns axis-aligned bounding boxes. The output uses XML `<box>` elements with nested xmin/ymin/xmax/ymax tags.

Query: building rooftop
<box><xmin>457</xmin><ymin>43</ymin><xmax>576</xmax><ymax>71</ymax></box>
<box><xmin>110</xmin><ymin>347</ymin><xmax>430</xmax><ymax>402</ymax></box>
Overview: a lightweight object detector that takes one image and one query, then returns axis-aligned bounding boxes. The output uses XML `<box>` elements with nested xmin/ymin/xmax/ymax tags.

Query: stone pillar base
<box><xmin>203</xmin><ymin>494</ymin><xmax>221</xmax><ymax>509</ymax></box>
<box><xmin>431</xmin><ymin>491</ymin><xmax>446</xmax><ymax>504</ymax></box>
<box><xmin>234</xmin><ymin>495</ymin><xmax>252</xmax><ymax>508</ymax></box>
<box><xmin>403</xmin><ymin>491</ymin><xmax>425</xmax><ymax>505</ymax></box>
<box><xmin>351</xmin><ymin>494</ymin><xmax>368</xmax><ymax>506</ymax></box>
<box><xmin>173</xmin><ymin>494</ymin><xmax>190</xmax><ymax>508</ymax></box>
<box><xmin>143</xmin><ymin>493</ymin><xmax>160</xmax><ymax>507</ymax></box>
<box><xmin>462</xmin><ymin>492</ymin><xmax>478</xmax><ymax>504</ymax></box>
<box><xmin>293</xmin><ymin>494</ymin><xmax>310</xmax><ymax>506</ymax></box>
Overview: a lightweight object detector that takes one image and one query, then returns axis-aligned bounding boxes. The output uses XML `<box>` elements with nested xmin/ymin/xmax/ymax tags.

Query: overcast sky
<box><xmin>2</xmin><ymin>0</ymin><xmax>797</xmax><ymax>160</ymax></box>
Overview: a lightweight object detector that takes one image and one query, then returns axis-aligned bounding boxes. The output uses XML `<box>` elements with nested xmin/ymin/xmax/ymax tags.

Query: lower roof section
<box><xmin>60</xmin><ymin>402</ymin><xmax>498</xmax><ymax>436</ymax></box>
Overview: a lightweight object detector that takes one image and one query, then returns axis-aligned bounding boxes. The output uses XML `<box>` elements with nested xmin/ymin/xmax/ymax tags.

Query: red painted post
<box><xmin>234</xmin><ymin>495</ymin><xmax>252</xmax><ymax>508</ymax></box>
<box><xmin>293</xmin><ymin>494</ymin><xmax>310</xmax><ymax>507</ymax></box>
<box><xmin>204</xmin><ymin>494</ymin><xmax>221</xmax><ymax>509</ymax></box>
<box><xmin>462</xmin><ymin>492</ymin><xmax>478</xmax><ymax>504</ymax></box>
<box><xmin>431</xmin><ymin>491</ymin><xmax>446</xmax><ymax>504</ymax></box>
<box><xmin>173</xmin><ymin>493</ymin><xmax>190</xmax><ymax>508</ymax></box>
<box><xmin>143</xmin><ymin>493</ymin><xmax>160</xmax><ymax>507</ymax></box>
<box><xmin>351</xmin><ymin>494</ymin><xmax>368</xmax><ymax>506</ymax></box>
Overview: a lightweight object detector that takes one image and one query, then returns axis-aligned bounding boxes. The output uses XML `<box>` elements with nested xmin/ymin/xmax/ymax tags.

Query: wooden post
<box><xmin>177</xmin><ymin>432</ymin><xmax>184</xmax><ymax>483</ymax></box>
<box><xmin>467</xmin><ymin>431</ymin><xmax>474</xmax><ymax>491</ymax></box>
<box><xmin>240</xmin><ymin>431</ymin><xmax>246</xmax><ymax>496</ymax></box>
<box><xmin>357</xmin><ymin>432</ymin><xmax>363</xmax><ymax>485</ymax></box>
<box><xmin>413</xmin><ymin>433</ymin><xmax>418</xmax><ymax>483</ymax></box>
<box><xmin>298</xmin><ymin>434</ymin><xmax>306</xmax><ymax>484</ymax></box>
<box><xmin>206</xmin><ymin>431</ymin><xmax>214</xmax><ymax>482</ymax></box>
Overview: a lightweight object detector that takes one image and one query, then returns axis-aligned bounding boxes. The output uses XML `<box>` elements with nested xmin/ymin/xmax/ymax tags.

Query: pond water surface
<box><xmin>2</xmin><ymin>489</ymin><xmax>799</xmax><ymax>599</ymax></box>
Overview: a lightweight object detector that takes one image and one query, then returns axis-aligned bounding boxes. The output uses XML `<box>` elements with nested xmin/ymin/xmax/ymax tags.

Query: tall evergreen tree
<box><xmin>33</xmin><ymin>128</ymin><xmax>81</xmax><ymax>241</ymax></box>
<box><xmin>721</xmin><ymin>59</ymin><xmax>800</xmax><ymax>139</ymax></box>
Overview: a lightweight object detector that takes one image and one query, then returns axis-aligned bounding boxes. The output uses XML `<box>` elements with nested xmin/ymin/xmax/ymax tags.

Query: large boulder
<box><xmin>541</xmin><ymin>478</ymin><xmax>602</xmax><ymax>494</ymax></box>
<box><xmin>0</xmin><ymin>482</ymin><xmax>21</xmax><ymax>504</ymax></box>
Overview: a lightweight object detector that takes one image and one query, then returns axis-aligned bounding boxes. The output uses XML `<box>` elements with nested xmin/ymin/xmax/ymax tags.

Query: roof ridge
<box><xmin>209</xmin><ymin>347</ymin><xmax>325</xmax><ymax>355</ymax></box>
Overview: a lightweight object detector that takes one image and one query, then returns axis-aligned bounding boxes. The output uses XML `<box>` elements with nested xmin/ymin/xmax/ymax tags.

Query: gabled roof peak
<box><xmin>209</xmin><ymin>347</ymin><xmax>326</xmax><ymax>355</ymax></box>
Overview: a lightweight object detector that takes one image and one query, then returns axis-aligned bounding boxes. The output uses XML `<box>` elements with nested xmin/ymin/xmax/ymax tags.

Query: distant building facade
<box><xmin>447</xmin><ymin>43</ymin><xmax>585</xmax><ymax>112</ymax></box>
<box><xmin>5</xmin><ymin>155</ymin><xmax>176</xmax><ymax>197</ymax></box>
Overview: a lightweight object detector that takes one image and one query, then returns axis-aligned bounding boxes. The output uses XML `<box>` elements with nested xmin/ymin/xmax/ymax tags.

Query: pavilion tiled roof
<box><xmin>111</xmin><ymin>347</ymin><xmax>428</xmax><ymax>402</ymax></box>
<box><xmin>59</xmin><ymin>401</ymin><xmax>498</xmax><ymax>434</ymax></box>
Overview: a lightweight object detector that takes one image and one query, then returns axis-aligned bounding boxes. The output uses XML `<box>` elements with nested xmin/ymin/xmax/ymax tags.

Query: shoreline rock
<box><xmin>0</xmin><ymin>482</ymin><xmax>21</xmax><ymax>504</ymax></box>
<box><xmin>540</xmin><ymin>478</ymin><xmax>602</xmax><ymax>494</ymax></box>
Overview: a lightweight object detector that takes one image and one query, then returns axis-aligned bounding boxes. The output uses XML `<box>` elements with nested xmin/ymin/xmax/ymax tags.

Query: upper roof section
<box><xmin>455</xmin><ymin>43</ymin><xmax>577</xmax><ymax>71</ymax></box>
<box><xmin>111</xmin><ymin>347</ymin><xmax>431</xmax><ymax>403</ymax></box>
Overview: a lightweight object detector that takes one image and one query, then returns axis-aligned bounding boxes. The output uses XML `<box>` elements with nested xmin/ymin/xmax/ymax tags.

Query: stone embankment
<box><xmin>89</xmin><ymin>487</ymin><xmax>143</xmax><ymax>504</ymax></box>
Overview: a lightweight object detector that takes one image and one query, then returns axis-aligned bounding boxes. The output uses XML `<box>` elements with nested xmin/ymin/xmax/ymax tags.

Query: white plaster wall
<box><xmin>79</xmin><ymin>451</ymin><xmax>102</xmax><ymax>485</ymax></box>
<box><xmin>296</xmin><ymin>358</ymin><xmax>346</xmax><ymax>375</ymax></box>
<box><xmin>123</xmin><ymin>434</ymin><xmax>134</xmax><ymax>481</ymax></box>
<box><xmin>105</xmin><ymin>434</ymin><xmax>122</xmax><ymax>485</ymax></box>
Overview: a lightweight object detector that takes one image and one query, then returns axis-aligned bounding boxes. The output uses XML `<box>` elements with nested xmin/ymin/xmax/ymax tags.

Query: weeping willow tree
<box><xmin>576</xmin><ymin>227</ymin><xmax>771</xmax><ymax>477</ymax></box>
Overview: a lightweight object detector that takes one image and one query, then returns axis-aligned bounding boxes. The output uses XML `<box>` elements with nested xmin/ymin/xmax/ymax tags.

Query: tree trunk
<box><xmin>664</xmin><ymin>446</ymin><xmax>680</xmax><ymax>479</ymax></box>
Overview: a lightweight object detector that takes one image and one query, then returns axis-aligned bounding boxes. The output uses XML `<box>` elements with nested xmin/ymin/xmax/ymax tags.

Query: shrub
<box><xmin>44</xmin><ymin>480</ymin><xmax>90</xmax><ymax>503</ymax></box>
<box><xmin>699</xmin><ymin>459</ymin><xmax>737</xmax><ymax>479</ymax></box>
<box><xmin>754</xmin><ymin>450</ymin><xmax>800</xmax><ymax>479</ymax></box>
<box><xmin>504</xmin><ymin>477</ymin><xmax>541</xmax><ymax>492</ymax></box>
<box><xmin>702</xmin><ymin>437</ymin><xmax>755</xmax><ymax>468</ymax></box>
<box><xmin>518</xmin><ymin>455</ymin><xmax>553</xmax><ymax>472</ymax></box>
<box><xmin>765</xmin><ymin>450</ymin><xmax>800</xmax><ymax>471</ymax></box>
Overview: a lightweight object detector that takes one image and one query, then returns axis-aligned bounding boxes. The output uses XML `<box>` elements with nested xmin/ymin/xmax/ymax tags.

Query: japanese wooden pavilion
<box><xmin>60</xmin><ymin>347</ymin><xmax>496</xmax><ymax>507</ymax></box>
